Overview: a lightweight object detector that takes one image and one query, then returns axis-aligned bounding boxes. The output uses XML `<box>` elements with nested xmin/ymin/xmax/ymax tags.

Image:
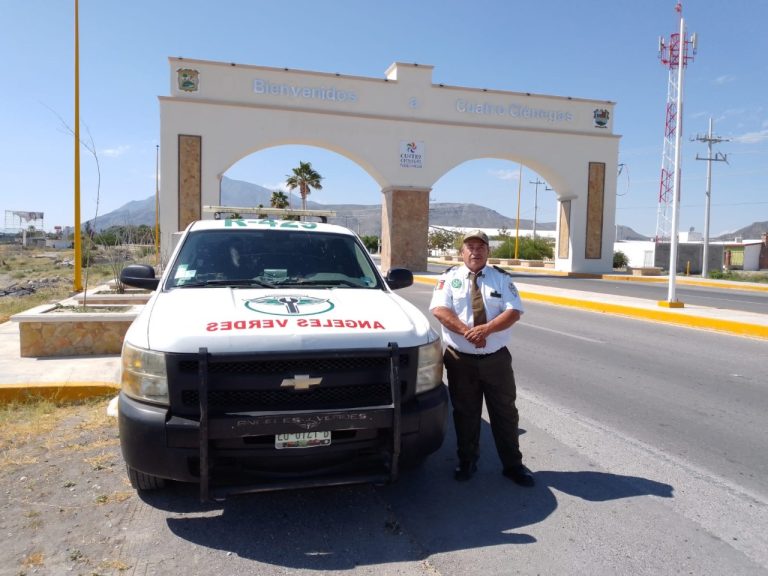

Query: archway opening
<box><xmin>430</xmin><ymin>158</ymin><xmax>560</xmax><ymax>260</ymax></box>
<box><xmin>223</xmin><ymin>144</ymin><xmax>382</xmax><ymax>239</ymax></box>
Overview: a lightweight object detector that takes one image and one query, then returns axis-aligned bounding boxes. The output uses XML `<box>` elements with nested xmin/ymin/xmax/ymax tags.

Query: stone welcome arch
<box><xmin>160</xmin><ymin>58</ymin><xmax>620</xmax><ymax>273</ymax></box>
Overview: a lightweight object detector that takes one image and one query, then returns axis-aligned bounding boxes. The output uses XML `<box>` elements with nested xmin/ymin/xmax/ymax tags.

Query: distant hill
<box><xmin>87</xmin><ymin>176</ymin><xmax>649</xmax><ymax>239</ymax></box>
<box><xmin>616</xmin><ymin>225</ymin><xmax>650</xmax><ymax>241</ymax></box>
<box><xmin>87</xmin><ymin>198</ymin><xmax>157</xmax><ymax>231</ymax></box>
<box><xmin>715</xmin><ymin>221</ymin><xmax>768</xmax><ymax>241</ymax></box>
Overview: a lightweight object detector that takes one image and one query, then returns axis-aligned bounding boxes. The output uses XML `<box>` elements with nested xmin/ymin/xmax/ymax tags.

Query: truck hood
<box><xmin>127</xmin><ymin>287</ymin><xmax>434</xmax><ymax>354</ymax></box>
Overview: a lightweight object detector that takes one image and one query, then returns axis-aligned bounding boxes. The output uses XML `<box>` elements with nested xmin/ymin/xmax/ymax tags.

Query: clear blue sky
<box><xmin>2</xmin><ymin>0</ymin><xmax>766</xmax><ymax>237</ymax></box>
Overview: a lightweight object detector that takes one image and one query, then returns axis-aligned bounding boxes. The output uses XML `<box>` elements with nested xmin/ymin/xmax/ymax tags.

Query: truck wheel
<box><xmin>127</xmin><ymin>466</ymin><xmax>166</xmax><ymax>490</ymax></box>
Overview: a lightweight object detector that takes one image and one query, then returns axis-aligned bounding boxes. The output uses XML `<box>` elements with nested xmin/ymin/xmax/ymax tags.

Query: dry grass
<box><xmin>0</xmin><ymin>398</ymin><xmax>59</xmax><ymax>443</ymax></box>
<box><xmin>0</xmin><ymin>397</ymin><xmax>115</xmax><ymax>472</ymax></box>
<box><xmin>1</xmin><ymin>396</ymin><xmax>129</xmax><ymax>575</ymax></box>
<box><xmin>95</xmin><ymin>490</ymin><xmax>133</xmax><ymax>505</ymax></box>
<box><xmin>85</xmin><ymin>452</ymin><xmax>117</xmax><ymax>471</ymax></box>
<box><xmin>0</xmin><ymin>245</ymin><xmax>114</xmax><ymax>322</ymax></box>
<box><xmin>20</xmin><ymin>551</ymin><xmax>44</xmax><ymax>567</ymax></box>
<box><xmin>97</xmin><ymin>558</ymin><xmax>132</xmax><ymax>572</ymax></box>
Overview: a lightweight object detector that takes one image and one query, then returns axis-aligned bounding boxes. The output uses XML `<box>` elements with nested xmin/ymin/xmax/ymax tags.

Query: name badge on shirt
<box><xmin>490</xmin><ymin>290</ymin><xmax>501</xmax><ymax>298</ymax></box>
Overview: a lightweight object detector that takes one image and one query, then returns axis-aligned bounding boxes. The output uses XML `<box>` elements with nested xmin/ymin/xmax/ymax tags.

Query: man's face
<box><xmin>461</xmin><ymin>239</ymin><xmax>489</xmax><ymax>272</ymax></box>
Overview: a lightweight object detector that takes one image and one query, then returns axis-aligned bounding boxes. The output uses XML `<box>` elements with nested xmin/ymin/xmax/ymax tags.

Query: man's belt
<box><xmin>447</xmin><ymin>345</ymin><xmax>504</xmax><ymax>359</ymax></box>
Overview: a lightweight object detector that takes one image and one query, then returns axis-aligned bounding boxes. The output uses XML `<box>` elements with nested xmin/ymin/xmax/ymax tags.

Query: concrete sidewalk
<box><xmin>0</xmin><ymin>320</ymin><xmax>120</xmax><ymax>403</ymax></box>
<box><xmin>1</xmin><ymin>274</ymin><xmax>766</xmax><ymax>403</ymax></box>
<box><xmin>415</xmin><ymin>274</ymin><xmax>768</xmax><ymax>340</ymax></box>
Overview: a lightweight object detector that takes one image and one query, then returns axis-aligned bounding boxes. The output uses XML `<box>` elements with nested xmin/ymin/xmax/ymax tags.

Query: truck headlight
<box><xmin>415</xmin><ymin>336</ymin><xmax>443</xmax><ymax>394</ymax></box>
<box><xmin>121</xmin><ymin>343</ymin><xmax>169</xmax><ymax>405</ymax></box>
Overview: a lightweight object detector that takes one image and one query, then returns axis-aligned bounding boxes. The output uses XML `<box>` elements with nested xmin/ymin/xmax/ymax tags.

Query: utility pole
<box><xmin>155</xmin><ymin>144</ymin><xmax>160</xmax><ymax>265</ymax></box>
<box><xmin>514</xmin><ymin>163</ymin><xmax>522</xmax><ymax>259</ymax></box>
<box><xmin>73</xmin><ymin>0</ymin><xmax>83</xmax><ymax>292</ymax></box>
<box><xmin>529</xmin><ymin>178</ymin><xmax>545</xmax><ymax>239</ymax></box>
<box><xmin>693</xmin><ymin>117</ymin><xmax>728</xmax><ymax>278</ymax></box>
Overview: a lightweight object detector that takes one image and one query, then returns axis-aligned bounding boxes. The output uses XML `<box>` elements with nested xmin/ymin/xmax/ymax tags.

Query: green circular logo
<box><xmin>245</xmin><ymin>295</ymin><xmax>334</xmax><ymax>316</ymax></box>
<box><xmin>451</xmin><ymin>279</ymin><xmax>463</xmax><ymax>289</ymax></box>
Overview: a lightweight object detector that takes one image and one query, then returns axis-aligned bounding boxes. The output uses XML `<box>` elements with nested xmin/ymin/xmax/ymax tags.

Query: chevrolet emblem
<box><xmin>281</xmin><ymin>374</ymin><xmax>322</xmax><ymax>391</ymax></box>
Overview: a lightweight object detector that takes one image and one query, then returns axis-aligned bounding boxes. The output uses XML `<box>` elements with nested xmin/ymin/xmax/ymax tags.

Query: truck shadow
<box><xmin>152</xmin><ymin>425</ymin><xmax>673</xmax><ymax>570</ymax></box>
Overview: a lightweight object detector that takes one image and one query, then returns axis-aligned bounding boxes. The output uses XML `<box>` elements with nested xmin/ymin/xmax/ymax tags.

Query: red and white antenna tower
<box><xmin>655</xmin><ymin>2</ymin><xmax>697</xmax><ymax>243</ymax></box>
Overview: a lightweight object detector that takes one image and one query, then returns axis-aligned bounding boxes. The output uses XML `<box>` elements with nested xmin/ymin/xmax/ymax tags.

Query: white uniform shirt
<box><xmin>429</xmin><ymin>264</ymin><xmax>524</xmax><ymax>354</ymax></box>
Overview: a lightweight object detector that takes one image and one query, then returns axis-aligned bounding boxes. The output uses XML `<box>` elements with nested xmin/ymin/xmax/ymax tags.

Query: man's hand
<box><xmin>464</xmin><ymin>308</ymin><xmax>520</xmax><ymax>348</ymax></box>
<box><xmin>463</xmin><ymin>325</ymin><xmax>488</xmax><ymax>348</ymax></box>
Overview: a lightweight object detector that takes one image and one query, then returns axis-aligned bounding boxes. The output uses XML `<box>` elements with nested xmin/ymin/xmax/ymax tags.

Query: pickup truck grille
<box><xmin>178</xmin><ymin>356</ymin><xmax>388</xmax><ymax>375</ymax></box>
<box><xmin>181</xmin><ymin>382</ymin><xmax>392</xmax><ymax>411</ymax></box>
<box><xmin>166</xmin><ymin>348</ymin><xmax>414</xmax><ymax>417</ymax></box>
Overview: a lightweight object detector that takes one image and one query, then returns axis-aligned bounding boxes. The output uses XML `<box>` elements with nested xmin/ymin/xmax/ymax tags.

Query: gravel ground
<box><xmin>0</xmin><ymin>398</ymin><xmax>132</xmax><ymax>576</ymax></box>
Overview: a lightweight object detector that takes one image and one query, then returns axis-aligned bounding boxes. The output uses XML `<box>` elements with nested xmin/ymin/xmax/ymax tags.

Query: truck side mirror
<box><xmin>385</xmin><ymin>268</ymin><xmax>413</xmax><ymax>290</ymax></box>
<box><xmin>120</xmin><ymin>264</ymin><xmax>159</xmax><ymax>291</ymax></box>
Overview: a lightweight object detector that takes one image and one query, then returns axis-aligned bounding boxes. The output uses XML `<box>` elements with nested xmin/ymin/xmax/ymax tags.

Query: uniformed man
<box><xmin>429</xmin><ymin>230</ymin><xmax>534</xmax><ymax>486</ymax></box>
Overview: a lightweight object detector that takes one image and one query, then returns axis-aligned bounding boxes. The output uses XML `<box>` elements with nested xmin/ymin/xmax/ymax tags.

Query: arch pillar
<box><xmin>380</xmin><ymin>187</ymin><xmax>431</xmax><ymax>273</ymax></box>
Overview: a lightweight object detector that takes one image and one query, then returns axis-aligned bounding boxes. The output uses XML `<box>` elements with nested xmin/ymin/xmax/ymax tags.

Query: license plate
<box><xmin>275</xmin><ymin>431</ymin><xmax>331</xmax><ymax>449</ymax></box>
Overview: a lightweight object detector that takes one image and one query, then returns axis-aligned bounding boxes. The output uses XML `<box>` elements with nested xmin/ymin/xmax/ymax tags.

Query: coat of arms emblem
<box><xmin>593</xmin><ymin>108</ymin><xmax>610</xmax><ymax>128</ymax></box>
<box><xmin>177</xmin><ymin>68</ymin><xmax>199</xmax><ymax>92</ymax></box>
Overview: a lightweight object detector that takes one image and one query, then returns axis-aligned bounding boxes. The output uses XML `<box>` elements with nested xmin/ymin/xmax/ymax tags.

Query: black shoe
<box><xmin>503</xmin><ymin>464</ymin><xmax>535</xmax><ymax>487</ymax></box>
<box><xmin>454</xmin><ymin>460</ymin><xmax>478</xmax><ymax>481</ymax></box>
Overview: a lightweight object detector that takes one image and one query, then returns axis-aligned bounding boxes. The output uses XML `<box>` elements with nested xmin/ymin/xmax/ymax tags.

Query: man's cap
<box><xmin>462</xmin><ymin>229</ymin><xmax>489</xmax><ymax>245</ymax></box>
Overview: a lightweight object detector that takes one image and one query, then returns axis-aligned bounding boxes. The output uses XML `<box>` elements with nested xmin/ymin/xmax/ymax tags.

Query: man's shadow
<box><xmin>153</xmin><ymin>422</ymin><xmax>673</xmax><ymax>570</ymax></box>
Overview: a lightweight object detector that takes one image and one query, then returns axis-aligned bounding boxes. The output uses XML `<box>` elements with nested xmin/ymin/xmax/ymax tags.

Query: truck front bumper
<box><xmin>118</xmin><ymin>383</ymin><xmax>448</xmax><ymax>485</ymax></box>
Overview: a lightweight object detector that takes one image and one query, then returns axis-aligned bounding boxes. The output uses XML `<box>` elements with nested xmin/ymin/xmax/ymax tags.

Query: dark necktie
<box><xmin>470</xmin><ymin>272</ymin><xmax>487</xmax><ymax>326</ymax></box>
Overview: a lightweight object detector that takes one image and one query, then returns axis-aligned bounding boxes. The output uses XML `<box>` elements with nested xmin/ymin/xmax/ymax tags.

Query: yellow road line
<box><xmin>519</xmin><ymin>291</ymin><xmax>768</xmax><ymax>340</ymax></box>
<box><xmin>415</xmin><ymin>275</ymin><xmax>768</xmax><ymax>339</ymax></box>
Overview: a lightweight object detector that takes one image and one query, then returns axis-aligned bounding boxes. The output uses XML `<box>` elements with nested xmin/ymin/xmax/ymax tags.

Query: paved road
<box><xmin>512</xmin><ymin>274</ymin><xmax>768</xmax><ymax>315</ymax></box>
<box><xmin>425</xmin><ymin>261</ymin><xmax>768</xmax><ymax>315</ymax></box>
<box><xmin>10</xmin><ymin>279</ymin><xmax>765</xmax><ymax>575</ymax></box>
<box><xmin>401</xmin><ymin>282</ymin><xmax>768</xmax><ymax>573</ymax></box>
<box><xmin>404</xmin><ymin>283</ymin><xmax>768</xmax><ymax>499</ymax></box>
<box><xmin>111</xmin><ymin>285</ymin><xmax>768</xmax><ymax>575</ymax></box>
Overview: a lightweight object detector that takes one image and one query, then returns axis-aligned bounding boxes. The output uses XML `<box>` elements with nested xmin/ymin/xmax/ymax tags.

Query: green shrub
<box><xmin>428</xmin><ymin>229</ymin><xmax>461</xmax><ymax>252</ymax></box>
<box><xmin>360</xmin><ymin>235</ymin><xmax>379</xmax><ymax>253</ymax></box>
<box><xmin>613</xmin><ymin>250</ymin><xmax>629</xmax><ymax>269</ymax></box>
<box><xmin>491</xmin><ymin>236</ymin><xmax>553</xmax><ymax>260</ymax></box>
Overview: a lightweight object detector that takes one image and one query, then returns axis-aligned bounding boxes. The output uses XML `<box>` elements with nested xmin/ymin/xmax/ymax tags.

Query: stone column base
<box><xmin>380</xmin><ymin>187</ymin><xmax>430</xmax><ymax>273</ymax></box>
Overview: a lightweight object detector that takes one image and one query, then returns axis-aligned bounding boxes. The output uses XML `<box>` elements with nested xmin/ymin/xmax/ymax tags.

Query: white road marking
<box><xmin>520</xmin><ymin>322</ymin><xmax>606</xmax><ymax>344</ymax></box>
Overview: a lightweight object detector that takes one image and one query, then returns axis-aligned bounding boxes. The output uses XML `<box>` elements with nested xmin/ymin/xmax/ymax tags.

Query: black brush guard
<box><xmin>196</xmin><ymin>344</ymin><xmax>402</xmax><ymax>502</ymax></box>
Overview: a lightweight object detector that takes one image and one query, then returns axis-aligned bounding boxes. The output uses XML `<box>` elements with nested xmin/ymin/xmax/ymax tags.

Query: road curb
<box><xmin>427</xmin><ymin>259</ymin><xmax>768</xmax><ymax>292</ymax></box>
<box><xmin>518</xmin><ymin>290</ymin><xmax>768</xmax><ymax>339</ymax></box>
<box><xmin>414</xmin><ymin>275</ymin><xmax>768</xmax><ymax>340</ymax></box>
<box><xmin>603</xmin><ymin>274</ymin><xmax>768</xmax><ymax>292</ymax></box>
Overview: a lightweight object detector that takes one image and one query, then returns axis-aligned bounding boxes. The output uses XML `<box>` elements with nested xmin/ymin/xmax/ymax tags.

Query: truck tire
<box><xmin>127</xmin><ymin>466</ymin><xmax>166</xmax><ymax>490</ymax></box>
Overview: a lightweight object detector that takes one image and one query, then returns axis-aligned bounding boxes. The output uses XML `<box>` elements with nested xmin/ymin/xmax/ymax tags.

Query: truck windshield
<box><xmin>167</xmin><ymin>229</ymin><xmax>382</xmax><ymax>290</ymax></box>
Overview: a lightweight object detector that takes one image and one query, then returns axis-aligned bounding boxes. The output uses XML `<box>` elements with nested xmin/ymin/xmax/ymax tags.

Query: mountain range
<box><xmin>87</xmin><ymin>176</ymin><xmax>764</xmax><ymax>242</ymax></box>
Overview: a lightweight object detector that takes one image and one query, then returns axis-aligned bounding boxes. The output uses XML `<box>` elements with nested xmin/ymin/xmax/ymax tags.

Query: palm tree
<box><xmin>270</xmin><ymin>190</ymin><xmax>289</xmax><ymax>209</ymax></box>
<box><xmin>285</xmin><ymin>161</ymin><xmax>323</xmax><ymax>212</ymax></box>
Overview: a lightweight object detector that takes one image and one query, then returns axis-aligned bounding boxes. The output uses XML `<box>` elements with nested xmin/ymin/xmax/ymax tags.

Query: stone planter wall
<box><xmin>12</xmin><ymin>304</ymin><xmax>141</xmax><ymax>358</ymax></box>
<box><xmin>629</xmin><ymin>267</ymin><xmax>662</xmax><ymax>276</ymax></box>
<box><xmin>519</xmin><ymin>260</ymin><xmax>545</xmax><ymax>268</ymax></box>
<box><xmin>74</xmin><ymin>291</ymin><xmax>152</xmax><ymax>306</ymax></box>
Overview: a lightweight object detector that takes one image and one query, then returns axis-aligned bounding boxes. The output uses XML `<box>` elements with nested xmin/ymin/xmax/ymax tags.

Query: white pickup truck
<box><xmin>118</xmin><ymin>219</ymin><xmax>448</xmax><ymax>500</ymax></box>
